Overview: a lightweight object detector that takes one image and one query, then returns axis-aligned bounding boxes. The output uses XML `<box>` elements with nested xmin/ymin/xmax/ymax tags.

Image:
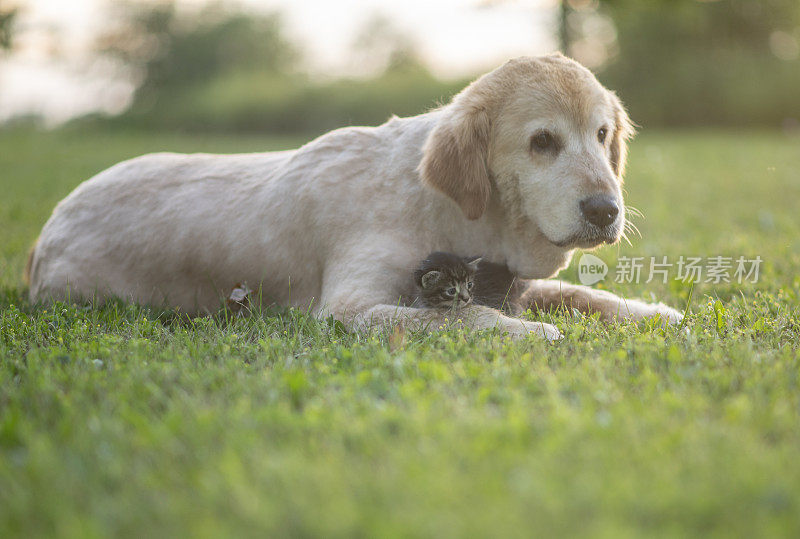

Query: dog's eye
<box><xmin>445</xmin><ymin>287</ymin><xmax>456</xmax><ymax>297</ymax></box>
<box><xmin>530</xmin><ymin>131</ymin><xmax>556</xmax><ymax>152</ymax></box>
<box><xmin>597</xmin><ymin>127</ymin><xmax>608</xmax><ymax>144</ymax></box>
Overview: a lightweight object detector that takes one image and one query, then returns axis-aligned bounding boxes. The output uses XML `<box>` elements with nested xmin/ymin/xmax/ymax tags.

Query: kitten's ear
<box><xmin>420</xmin><ymin>270</ymin><xmax>442</xmax><ymax>289</ymax></box>
<box><xmin>466</xmin><ymin>257</ymin><xmax>483</xmax><ymax>272</ymax></box>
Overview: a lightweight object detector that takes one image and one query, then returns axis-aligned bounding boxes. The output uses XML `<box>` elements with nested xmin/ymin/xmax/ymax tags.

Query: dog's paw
<box><xmin>504</xmin><ymin>319</ymin><xmax>563</xmax><ymax>341</ymax></box>
<box><xmin>619</xmin><ymin>300</ymin><xmax>684</xmax><ymax>326</ymax></box>
<box><xmin>649</xmin><ymin>303</ymin><xmax>684</xmax><ymax>325</ymax></box>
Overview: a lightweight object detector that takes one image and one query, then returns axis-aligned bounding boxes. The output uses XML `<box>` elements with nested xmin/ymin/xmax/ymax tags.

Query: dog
<box><xmin>26</xmin><ymin>54</ymin><xmax>682</xmax><ymax>339</ymax></box>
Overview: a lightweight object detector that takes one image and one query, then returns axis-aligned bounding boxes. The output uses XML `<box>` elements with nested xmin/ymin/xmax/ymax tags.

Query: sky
<box><xmin>0</xmin><ymin>0</ymin><xmax>558</xmax><ymax>124</ymax></box>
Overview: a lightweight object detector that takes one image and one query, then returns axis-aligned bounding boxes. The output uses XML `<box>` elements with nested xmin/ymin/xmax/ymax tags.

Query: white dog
<box><xmin>27</xmin><ymin>54</ymin><xmax>682</xmax><ymax>339</ymax></box>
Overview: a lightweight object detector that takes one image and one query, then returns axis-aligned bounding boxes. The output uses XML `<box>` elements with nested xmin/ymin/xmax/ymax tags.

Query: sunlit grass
<box><xmin>1</xmin><ymin>127</ymin><xmax>799</xmax><ymax>536</ymax></box>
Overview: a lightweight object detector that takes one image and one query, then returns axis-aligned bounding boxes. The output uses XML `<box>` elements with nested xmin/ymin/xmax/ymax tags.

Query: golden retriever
<box><xmin>27</xmin><ymin>54</ymin><xmax>682</xmax><ymax>339</ymax></box>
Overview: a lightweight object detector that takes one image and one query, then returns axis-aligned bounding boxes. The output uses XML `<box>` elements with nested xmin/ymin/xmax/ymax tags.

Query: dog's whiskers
<box><xmin>623</xmin><ymin>219</ymin><xmax>642</xmax><ymax>239</ymax></box>
<box><xmin>619</xmin><ymin>229</ymin><xmax>633</xmax><ymax>246</ymax></box>
<box><xmin>620</xmin><ymin>204</ymin><xmax>643</xmax><ymax>246</ymax></box>
<box><xmin>625</xmin><ymin>205</ymin><xmax>645</xmax><ymax>219</ymax></box>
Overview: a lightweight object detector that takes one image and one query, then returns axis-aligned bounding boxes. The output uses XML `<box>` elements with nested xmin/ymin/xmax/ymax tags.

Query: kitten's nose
<box><xmin>459</xmin><ymin>292</ymin><xmax>471</xmax><ymax>304</ymax></box>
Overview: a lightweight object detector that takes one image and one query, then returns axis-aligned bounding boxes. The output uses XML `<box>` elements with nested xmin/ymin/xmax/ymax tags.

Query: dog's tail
<box><xmin>24</xmin><ymin>238</ymin><xmax>38</xmax><ymax>287</ymax></box>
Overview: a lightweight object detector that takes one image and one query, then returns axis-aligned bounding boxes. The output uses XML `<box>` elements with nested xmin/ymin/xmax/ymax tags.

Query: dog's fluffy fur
<box><xmin>27</xmin><ymin>54</ymin><xmax>682</xmax><ymax>339</ymax></box>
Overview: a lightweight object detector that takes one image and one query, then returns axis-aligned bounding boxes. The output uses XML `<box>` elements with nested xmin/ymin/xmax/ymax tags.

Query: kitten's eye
<box><xmin>597</xmin><ymin>127</ymin><xmax>608</xmax><ymax>144</ymax></box>
<box><xmin>445</xmin><ymin>287</ymin><xmax>456</xmax><ymax>297</ymax></box>
<box><xmin>530</xmin><ymin>130</ymin><xmax>558</xmax><ymax>153</ymax></box>
<box><xmin>467</xmin><ymin>281</ymin><xmax>474</xmax><ymax>290</ymax></box>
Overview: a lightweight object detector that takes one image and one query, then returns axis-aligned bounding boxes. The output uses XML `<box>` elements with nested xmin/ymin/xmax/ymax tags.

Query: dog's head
<box><xmin>420</xmin><ymin>54</ymin><xmax>633</xmax><ymax>256</ymax></box>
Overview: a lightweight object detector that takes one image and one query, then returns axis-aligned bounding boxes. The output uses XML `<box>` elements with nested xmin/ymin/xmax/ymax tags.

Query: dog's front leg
<box><xmin>316</xmin><ymin>252</ymin><xmax>562</xmax><ymax>340</ymax></box>
<box><xmin>316</xmin><ymin>291</ymin><xmax>561</xmax><ymax>340</ymax></box>
<box><xmin>518</xmin><ymin>279</ymin><xmax>683</xmax><ymax>324</ymax></box>
<box><xmin>350</xmin><ymin>303</ymin><xmax>562</xmax><ymax>341</ymax></box>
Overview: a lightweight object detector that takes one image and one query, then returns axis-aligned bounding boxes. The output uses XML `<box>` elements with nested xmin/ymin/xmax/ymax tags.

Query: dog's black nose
<box><xmin>580</xmin><ymin>195</ymin><xmax>619</xmax><ymax>227</ymax></box>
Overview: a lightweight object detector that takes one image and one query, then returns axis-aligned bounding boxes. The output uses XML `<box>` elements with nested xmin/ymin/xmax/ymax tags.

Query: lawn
<box><xmin>1</xmin><ymin>127</ymin><xmax>799</xmax><ymax>537</ymax></box>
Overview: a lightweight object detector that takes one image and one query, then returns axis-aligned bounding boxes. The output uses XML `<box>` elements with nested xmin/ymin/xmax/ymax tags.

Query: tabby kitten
<box><xmin>414</xmin><ymin>251</ymin><xmax>525</xmax><ymax>314</ymax></box>
<box><xmin>471</xmin><ymin>259</ymin><xmax>525</xmax><ymax>315</ymax></box>
<box><xmin>414</xmin><ymin>252</ymin><xmax>481</xmax><ymax>309</ymax></box>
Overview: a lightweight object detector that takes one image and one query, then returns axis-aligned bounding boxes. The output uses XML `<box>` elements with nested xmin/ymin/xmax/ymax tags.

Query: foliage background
<box><xmin>5</xmin><ymin>0</ymin><xmax>790</xmax><ymax>135</ymax></box>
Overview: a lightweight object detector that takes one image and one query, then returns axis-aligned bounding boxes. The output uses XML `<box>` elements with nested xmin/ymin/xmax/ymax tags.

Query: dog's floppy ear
<box><xmin>419</xmin><ymin>107</ymin><xmax>491</xmax><ymax>220</ymax></box>
<box><xmin>608</xmin><ymin>93</ymin><xmax>634</xmax><ymax>179</ymax></box>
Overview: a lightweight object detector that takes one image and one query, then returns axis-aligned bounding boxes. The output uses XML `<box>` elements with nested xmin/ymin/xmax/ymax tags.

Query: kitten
<box><xmin>414</xmin><ymin>252</ymin><xmax>480</xmax><ymax>309</ymax></box>
<box><xmin>413</xmin><ymin>251</ymin><xmax>525</xmax><ymax>314</ymax></box>
<box><xmin>471</xmin><ymin>260</ymin><xmax>525</xmax><ymax>315</ymax></box>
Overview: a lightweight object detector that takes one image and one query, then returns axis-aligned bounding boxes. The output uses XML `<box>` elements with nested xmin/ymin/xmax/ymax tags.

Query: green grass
<box><xmin>1</xmin><ymin>127</ymin><xmax>800</xmax><ymax>537</ymax></box>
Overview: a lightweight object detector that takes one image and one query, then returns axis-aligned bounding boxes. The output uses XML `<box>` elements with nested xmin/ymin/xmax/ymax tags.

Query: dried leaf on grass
<box><xmin>227</xmin><ymin>282</ymin><xmax>252</xmax><ymax>315</ymax></box>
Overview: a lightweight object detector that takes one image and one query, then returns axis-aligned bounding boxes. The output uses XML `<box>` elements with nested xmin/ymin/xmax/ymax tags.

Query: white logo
<box><xmin>578</xmin><ymin>253</ymin><xmax>608</xmax><ymax>285</ymax></box>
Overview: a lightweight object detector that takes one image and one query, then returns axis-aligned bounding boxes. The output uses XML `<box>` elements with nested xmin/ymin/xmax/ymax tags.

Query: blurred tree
<box><xmin>562</xmin><ymin>0</ymin><xmax>800</xmax><ymax>126</ymax></box>
<box><xmin>0</xmin><ymin>1</ymin><xmax>18</xmax><ymax>51</ymax></box>
<box><xmin>88</xmin><ymin>2</ymin><xmax>462</xmax><ymax>134</ymax></box>
<box><xmin>350</xmin><ymin>14</ymin><xmax>429</xmax><ymax>76</ymax></box>
<box><xmin>88</xmin><ymin>0</ymin><xmax>799</xmax><ymax>132</ymax></box>
<box><xmin>97</xmin><ymin>1</ymin><xmax>298</xmax><ymax>109</ymax></box>
<box><xmin>558</xmin><ymin>0</ymin><xmax>570</xmax><ymax>53</ymax></box>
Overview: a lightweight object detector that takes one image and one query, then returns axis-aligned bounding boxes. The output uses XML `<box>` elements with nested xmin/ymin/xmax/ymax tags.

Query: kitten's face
<box><xmin>415</xmin><ymin>254</ymin><xmax>482</xmax><ymax>309</ymax></box>
<box><xmin>420</xmin><ymin>270</ymin><xmax>475</xmax><ymax>309</ymax></box>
